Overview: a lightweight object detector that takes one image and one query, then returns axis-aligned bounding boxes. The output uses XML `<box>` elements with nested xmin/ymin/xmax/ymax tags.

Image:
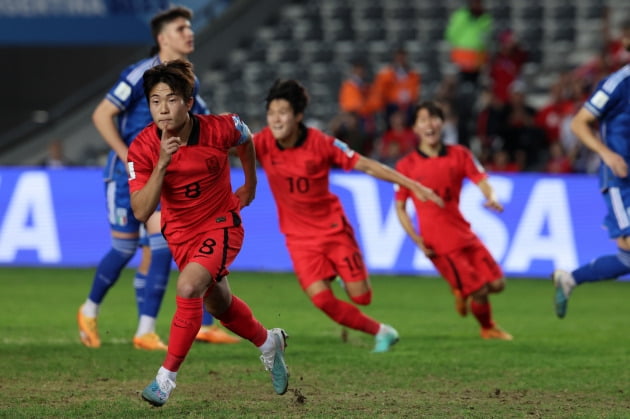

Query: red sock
<box><xmin>163</xmin><ymin>296</ymin><xmax>203</xmax><ymax>372</ymax></box>
<box><xmin>218</xmin><ymin>296</ymin><xmax>268</xmax><ymax>347</ymax></box>
<box><xmin>311</xmin><ymin>289</ymin><xmax>380</xmax><ymax>335</ymax></box>
<box><xmin>471</xmin><ymin>300</ymin><xmax>495</xmax><ymax>329</ymax></box>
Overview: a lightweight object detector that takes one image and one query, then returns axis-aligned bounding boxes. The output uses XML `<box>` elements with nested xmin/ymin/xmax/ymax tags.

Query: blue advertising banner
<box><xmin>0</xmin><ymin>167</ymin><xmax>618</xmax><ymax>279</ymax></box>
<box><xmin>0</xmin><ymin>0</ymin><xmax>229</xmax><ymax>45</ymax></box>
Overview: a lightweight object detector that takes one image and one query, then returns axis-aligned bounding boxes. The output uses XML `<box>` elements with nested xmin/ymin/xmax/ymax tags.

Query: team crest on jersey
<box><xmin>333</xmin><ymin>138</ymin><xmax>355</xmax><ymax>158</ymax></box>
<box><xmin>206</xmin><ymin>156</ymin><xmax>220</xmax><ymax>173</ymax></box>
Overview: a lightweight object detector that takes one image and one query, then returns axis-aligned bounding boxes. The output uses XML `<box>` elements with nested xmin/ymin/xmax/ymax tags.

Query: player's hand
<box><xmin>411</xmin><ymin>182</ymin><xmax>444</xmax><ymax>207</ymax></box>
<box><xmin>484</xmin><ymin>197</ymin><xmax>504</xmax><ymax>213</ymax></box>
<box><xmin>602</xmin><ymin>150</ymin><xmax>628</xmax><ymax>178</ymax></box>
<box><xmin>159</xmin><ymin>123</ymin><xmax>182</xmax><ymax>167</ymax></box>
<box><xmin>413</xmin><ymin>236</ymin><xmax>434</xmax><ymax>257</ymax></box>
<box><xmin>234</xmin><ymin>184</ymin><xmax>256</xmax><ymax>208</ymax></box>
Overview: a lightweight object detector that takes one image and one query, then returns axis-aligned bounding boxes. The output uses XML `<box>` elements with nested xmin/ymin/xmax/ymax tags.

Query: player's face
<box><xmin>266</xmin><ymin>99</ymin><xmax>303</xmax><ymax>142</ymax></box>
<box><xmin>413</xmin><ymin>108</ymin><xmax>443</xmax><ymax>146</ymax></box>
<box><xmin>159</xmin><ymin>17</ymin><xmax>194</xmax><ymax>57</ymax></box>
<box><xmin>148</xmin><ymin>82</ymin><xmax>193</xmax><ymax>132</ymax></box>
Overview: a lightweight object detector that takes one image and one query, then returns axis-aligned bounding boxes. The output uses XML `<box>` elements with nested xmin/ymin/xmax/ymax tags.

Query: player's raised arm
<box><xmin>354</xmin><ymin>155</ymin><xmax>444</xmax><ymax>207</ymax></box>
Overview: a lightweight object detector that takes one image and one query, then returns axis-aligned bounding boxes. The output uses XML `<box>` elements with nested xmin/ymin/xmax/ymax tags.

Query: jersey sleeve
<box><xmin>328</xmin><ymin>136</ymin><xmax>361</xmax><ymax>170</ymax></box>
<box><xmin>105</xmin><ymin>64</ymin><xmax>145</xmax><ymax>112</ymax></box>
<box><xmin>460</xmin><ymin>146</ymin><xmax>488</xmax><ymax>184</ymax></box>
<box><xmin>127</xmin><ymin>130</ymin><xmax>154</xmax><ymax>194</ymax></box>
<box><xmin>584</xmin><ymin>75</ymin><xmax>623</xmax><ymax>119</ymax></box>
<box><xmin>201</xmin><ymin>114</ymin><xmax>251</xmax><ymax>150</ymax></box>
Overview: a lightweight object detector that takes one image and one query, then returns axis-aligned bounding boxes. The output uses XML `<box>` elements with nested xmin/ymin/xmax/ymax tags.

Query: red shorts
<box><xmin>169</xmin><ymin>225</ymin><xmax>243</xmax><ymax>280</ymax></box>
<box><xmin>430</xmin><ymin>238</ymin><xmax>503</xmax><ymax>298</ymax></box>
<box><xmin>286</xmin><ymin>222</ymin><xmax>368</xmax><ymax>290</ymax></box>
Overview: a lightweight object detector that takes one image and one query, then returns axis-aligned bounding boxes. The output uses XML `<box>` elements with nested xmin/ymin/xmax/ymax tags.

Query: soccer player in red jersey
<box><xmin>394</xmin><ymin>101</ymin><xmax>513</xmax><ymax>341</ymax></box>
<box><xmin>127</xmin><ymin>60</ymin><xmax>289</xmax><ymax>406</ymax></box>
<box><xmin>254</xmin><ymin>79</ymin><xmax>443</xmax><ymax>353</ymax></box>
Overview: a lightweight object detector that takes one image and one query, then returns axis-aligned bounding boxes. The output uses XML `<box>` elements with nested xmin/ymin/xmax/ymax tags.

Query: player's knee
<box><xmin>488</xmin><ymin>278</ymin><xmax>505</xmax><ymax>293</ymax></box>
<box><xmin>349</xmin><ymin>289</ymin><xmax>372</xmax><ymax>305</ymax></box>
<box><xmin>311</xmin><ymin>289</ymin><xmax>337</xmax><ymax>314</ymax></box>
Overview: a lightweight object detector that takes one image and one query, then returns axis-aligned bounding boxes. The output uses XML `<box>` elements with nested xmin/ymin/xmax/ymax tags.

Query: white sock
<box><xmin>82</xmin><ymin>299</ymin><xmax>99</xmax><ymax>317</ymax></box>
<box><xmin>377</xmin><ymin>324</ymin><xmax>389</xmax><ymax>336</ymax></box>
<box><xmin>158</xmin><ymin>366</ymin><xmax>177</xmax><ymax>382</ymax></box>
<box><xmin>257</xmin><ymin>330</ymin><xmax>274</xmax><ymax>353</ymax></box>
<box><xmin>135</xmin><ymin>315</ymin><xmax>156</xmax><ymax>337</ymax></box>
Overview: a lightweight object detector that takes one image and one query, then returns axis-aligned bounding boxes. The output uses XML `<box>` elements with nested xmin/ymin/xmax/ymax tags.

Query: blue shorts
<box><xmin>603</xmin><ymin>186</ymin><xmax>630</xmax><ymax>238</ymax></box>
<box><xmin>104</xmin><ymin>162</ymin><xmax>141</xmax><ymax>234</ymax></box>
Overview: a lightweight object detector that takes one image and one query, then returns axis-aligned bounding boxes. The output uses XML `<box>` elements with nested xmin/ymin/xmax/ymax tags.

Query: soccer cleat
<box><xmin>453</xmin><ymin>289</ymin><xmax>469</xmax><ymax>317</ymax></box>
<box><xmin>552</xmin><ymin>269</ymin><xmax>575</xmax><ymax>319</ymax></box>
<box><xmin>77</xmin><ymin>305</ymin><xmax>100</xmax><ymax>348</ymax></box>
<box><xmin>260</xmin><ymin>328</ymin><xmax>289</xmax><ymax>395</ymax></box>
<box><xmin>195</xmin><ymin>325</ymin><xmax>241</xmax><ymax>344</ymax></box>
<box><xmin>480</xmin><ymin>326</ymin><xmax>513</xmax><ymax>341</ymax></box>
<box><xmin>142</xmin><ymin>375</ymin><xmax>176</xmax><ymax>407</ymax></box>
<box><xmin>372</xmin><ymin>325</ymin><xmax>400</xmax><ymax>353</ymax></box>
<box><xmin>133</xmin><ymin>332</ymin><xmax>168</xmax><ymax>351</ymax></box>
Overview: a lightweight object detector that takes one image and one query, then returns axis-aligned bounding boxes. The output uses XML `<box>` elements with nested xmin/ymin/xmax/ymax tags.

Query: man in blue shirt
<box><xmin>78</xmin><ymin>5</ymin><xmax>238</xmax><ymax>349</ymax></box>
<box><xmin>553</xmin><ymin>30</ymin><xmax>630</xmax><ymax>318</ymax></box>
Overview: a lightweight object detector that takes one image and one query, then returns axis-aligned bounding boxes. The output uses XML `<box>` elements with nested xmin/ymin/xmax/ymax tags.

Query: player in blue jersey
<box><xmin>78</xmin><ymin>5</ymin><xmax>239</xmax><ymax>350</ymax></box>
<box><xmin>552</xmin><ymin>29</ymin><xmax>630</xmax><ymax>318</ymax></box>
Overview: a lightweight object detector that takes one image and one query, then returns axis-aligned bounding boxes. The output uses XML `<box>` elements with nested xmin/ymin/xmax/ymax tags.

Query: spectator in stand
<box><xmin>500</xmin><ymin>81</ymin><xmax>546</xmax><ymax>170</ymax></box>
<box><xmin>375</xmin><ymin>109</ymin><xmax>418</xmax><ymax>166</ymax></box>
<box><xmin>445</xmin><ymin>0</ymin><xmax>492</xmax><ymax>147</ymax></box>
<box><xmin>544</xmin><ymin>141</ymin><xmax>573</xmax><ymax>174</ymax></box>
<box><xmin>489</xmin><ymin>29</ymin><xmax>528</xmax><ymax>105</ymax></box>
<box><xmin>42</xmin><ymin>139</ymin><xmax>72</xmax><ymax>168</ymax></box>
<box><xmin>371</xmin><ymin>47</ymin><xmax>421</xmax><ymax>128</ymax></box>
<box><xmin>485</xmin><ymin>148</ymin><xmax>521</xmax><ymax>173</ymax></box>
<box><xmin>445</xmin><ymin>0</ymin><xmax>493</xmax><ymax>85</ymax></box>
<box><xmin>329</xmin><ymin>111</ymin><xmax>374</xmax><ymax>156</ymax></box>
<box><xmin>534</xmin><ymin>78</ymin><xmax>575</xmax><ymax>145</ymax></box>
<box><xmin>338</xmin><ymin>59</ymin><xmax>379</xmax><ymax>142</ymax></box>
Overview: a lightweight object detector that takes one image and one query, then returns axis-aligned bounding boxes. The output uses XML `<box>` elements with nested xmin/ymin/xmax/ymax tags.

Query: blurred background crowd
<box><xmin>2</xmin><ymin>0</ymin><xmax>629</xmax><ymax>174</ymax></box>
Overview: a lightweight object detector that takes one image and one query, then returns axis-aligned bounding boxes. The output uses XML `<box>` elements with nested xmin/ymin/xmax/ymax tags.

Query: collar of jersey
<box><xmin>275</xmin><ymin>123</ymin><xmax>307</xmax><ymax>150</ymax></box>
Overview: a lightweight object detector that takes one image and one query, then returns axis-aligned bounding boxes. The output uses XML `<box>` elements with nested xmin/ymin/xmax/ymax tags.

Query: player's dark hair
<box><xmin>143</xmin><ymin>59</ymin><xmax>195</xmax><ymax>103</ymax></box>
<box><xmin>264</xmin><ymin>79</ymin><xmax>309</xmax><ymax>115</ymax></box>
<box><xmin>412</xmin><ymin>101</ymin><xmax>445</xmax><ymax>124</ymax></box>
<box><xmin>148</xmin><ymin>6</ymin><xmax>193</xmax><ymax>56</ymax></box>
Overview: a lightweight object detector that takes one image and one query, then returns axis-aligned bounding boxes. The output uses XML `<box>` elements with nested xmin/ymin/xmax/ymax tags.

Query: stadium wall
<box><xmin>0</xmin><ymin>167</ymin><xmax>618</xmax><ymax>279</ymax></box>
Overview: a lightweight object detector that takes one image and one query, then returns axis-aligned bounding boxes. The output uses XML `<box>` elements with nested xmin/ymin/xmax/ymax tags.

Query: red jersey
<box><xmin>394</xmin><ymin>145</ymin><xmax>487</xmax><ymax>254</ymax></box>
<box><xmin>254</xmin><ymin>125</ymin><xmax>360</xmax><ymax>238</ymax></box>
<box><xmin>128</xmin><ymin>113</ymin><xmax>246</xmax><ymax>243</ymax></box>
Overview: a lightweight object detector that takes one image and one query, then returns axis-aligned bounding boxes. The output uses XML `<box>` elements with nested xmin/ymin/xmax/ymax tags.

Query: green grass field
<box><xmin>0</xmin><ymin>268</ymin><xmax>628</xmax><ymax>418</ymax></box>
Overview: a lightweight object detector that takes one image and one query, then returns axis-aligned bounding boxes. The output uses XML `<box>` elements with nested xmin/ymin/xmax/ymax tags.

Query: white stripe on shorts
<box><xmin>610</xmin><ymin>187</ymin><xmax>630</xmax><ymax>229</ymax></box>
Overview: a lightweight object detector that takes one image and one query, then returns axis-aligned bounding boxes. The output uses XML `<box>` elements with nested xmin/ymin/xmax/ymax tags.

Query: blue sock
<box><xmin>88</xmin><ymin>237</ymin><xmax>138</xmax><ymax>303</ymax></box>
<box><xmin>140</xmin><ymin>234</ymin><xmax>172</xmax><ymax>318</ymax></box>
<box><xmin>202</xmin><ymin>309</ymin><xmax>214</xmax><ymax>326</ymax></box>
<box><xmin>572</xmin><ymin>248</ymin><xmax>630</xmax><ymax>284</ymax></box>
<box><xmin>134</xmin><ymin>272</ymin><xmax>147</xmax><ymax>317</ymax></box>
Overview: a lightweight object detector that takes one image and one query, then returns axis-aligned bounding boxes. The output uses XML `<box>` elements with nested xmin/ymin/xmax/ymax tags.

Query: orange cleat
<box><xmin>77</xmin><ymin>305</ymin><xmax>101</xmax><ymax>348</ymax></box>
<box><xmin>195</xmin><ymin>325</ymin><xmax>241</xmax><ymax>344</ymax></box>
<box><xmin>480</xmin><ymin>326</ymin><xmax>513</xmax><ymax>341</ymax></box>
<box><xmin>133</xmin><ymin>332</ymin><xmax>168</xmax><ymax>351</ymax></box>
<box><xmin>453</xmin><ymin>289</ymin><xmax>469</xmax><ymax>317</ymax></box>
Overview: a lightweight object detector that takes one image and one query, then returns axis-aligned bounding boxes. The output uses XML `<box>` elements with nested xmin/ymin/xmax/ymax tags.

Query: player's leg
<box><xmin>142</xmin><ymin>227</ymin><xmax>288</xmax><ymax>406</ymax></box>
<box><xmin>430</xmin><ymin>253</ymin><xmax>470</xmax><ymax>317</ymax></box>
<box><xmin>133</xmin><ymin>212</ymin><xmax>170</xmax><ymax>350</ymax></box>
<box><xmin>553</xmin><ymin>188</ymin><xmax>630</xmax><ymax>318</ymax></box>
<box><xmin>78</xmin><ymin>177</ymin><xmax>139</xmax><ymax>348</ymax></box>
<box><xmin>468</xmin><ymin>245</ymin><xmax>512</xmax><ymax>340</ymax></box>
<box><xmin>133</xmin><ymin>225</ymin><xmax>150</xmax><ymax>318</ymax></box>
